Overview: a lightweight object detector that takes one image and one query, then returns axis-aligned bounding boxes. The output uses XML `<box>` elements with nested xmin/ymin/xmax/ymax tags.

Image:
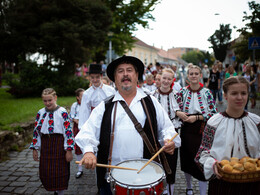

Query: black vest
<box><xmin>96</xmin><ymin>95</ymin><xmax>160</xmax><ymax>188</ymax></box>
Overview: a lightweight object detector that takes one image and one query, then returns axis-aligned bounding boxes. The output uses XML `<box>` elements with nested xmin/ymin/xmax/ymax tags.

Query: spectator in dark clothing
<box><xmin>207</xmin><ymin>64</ymin><xmax>220</xmax><ymax>102</ymax></box>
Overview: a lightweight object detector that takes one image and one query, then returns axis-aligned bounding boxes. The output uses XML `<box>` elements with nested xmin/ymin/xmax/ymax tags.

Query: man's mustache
<box><xmin>121</xmin><ymin>76</ymin><xmax>131</xmax><ymax>82</ymax></box>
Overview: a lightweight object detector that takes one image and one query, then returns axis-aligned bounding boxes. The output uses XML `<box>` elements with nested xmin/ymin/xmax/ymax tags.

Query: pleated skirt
<box><xmin>180</xmin><ymin>119</ymin><xmax>206</xmax><ymax>181</ymax></box>
<box><xmin>40</xmin><ymin>134</ymin><xmax>70</xmax><ymax>191</ymax></box>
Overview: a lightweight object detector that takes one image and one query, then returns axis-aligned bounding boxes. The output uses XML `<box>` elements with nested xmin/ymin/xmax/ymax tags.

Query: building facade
<box><xmin>125</xmin><ymin>37</ymin><xmax>189</xmax><ymax>68</ymax></box>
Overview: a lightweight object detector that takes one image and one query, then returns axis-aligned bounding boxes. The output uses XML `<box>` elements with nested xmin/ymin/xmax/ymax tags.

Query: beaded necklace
<box><xmin>157</xmin><ymin>89</ymin><xmax>173</xmax><ymax>121</ymax></box>
<box><xmin>242</xmin><ymin>121</ymin><xmax>251</xmax><ymax>157</ymax></box>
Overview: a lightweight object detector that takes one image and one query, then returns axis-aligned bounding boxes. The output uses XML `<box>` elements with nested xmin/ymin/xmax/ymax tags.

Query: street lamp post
<box><xmin>108</xmin><ymin>31</ymin><xmax>114</xmax><ymax>64</ymax></box>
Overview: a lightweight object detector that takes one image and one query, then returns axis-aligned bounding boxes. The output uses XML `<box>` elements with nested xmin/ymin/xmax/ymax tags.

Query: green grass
<box><xmin>0</xmin><ymin>88</ymin><xmax>75</xmax><ymax>130</ymax></box>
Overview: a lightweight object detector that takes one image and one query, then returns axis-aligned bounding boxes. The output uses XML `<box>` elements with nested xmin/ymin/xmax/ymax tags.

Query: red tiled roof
<box><xmin>133</xmin><ymin>37</ymin><xmax>178</xmax><ymax>61</ymax></box>
<box><xmin>133</xmin><ymin>37</ymin><xmax>158</xmax><ymax>50</ymax></box>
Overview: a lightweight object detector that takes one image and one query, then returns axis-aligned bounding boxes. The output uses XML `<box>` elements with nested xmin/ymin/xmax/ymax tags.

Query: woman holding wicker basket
<box><xmin>195</xmin><ymin>76</ymin><xmax>260</xmax><ymax>195</ymax></box>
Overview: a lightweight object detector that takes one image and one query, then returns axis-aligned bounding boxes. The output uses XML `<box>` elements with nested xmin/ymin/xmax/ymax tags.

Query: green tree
<box><xmin>200</xmin><ymin>51</ymin><xmax>215</xmax><ymax>66</ymax></box>
<box><xmin>103</xmin><ymin>0</ymin><xmax>161</xmax><ymax>55</ymax></box>
<box><xmin>233</xmin><ymin>1</ymin><xmax>260</xmax><ymax>62</ymax></box>
<box><xmin>181</xmin><ymin>50</ymin><xmax>204</xmax><ymax>65</ymax></box>
<box><xmin>1</xmin><ymin>0</ymin><xmax>160</xmax><ymax>73</ymax></box>
<box><xmin>208</xmin><ymin>24</ymin><xmax>232</xmax><ymax>62</ymax></box>
<box><xmin>0</xmin><ymin>0</ymin><xmax>112</xmax><ymax>75</ymax></box>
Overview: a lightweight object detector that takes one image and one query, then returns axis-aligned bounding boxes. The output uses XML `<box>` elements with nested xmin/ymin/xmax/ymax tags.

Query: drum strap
<box><xmin>120</xmin><ymin>100</ymin><xmax>172</xmax><ymax>174</ymax></box>
<box><xmin>108</xmin><ymin>101</ymin><xmax>118</xmax><ymax>171</ymax></box>
<box><xmin>119</xmin><ymin>100</ymin><xmax>156</xmax><ymax>155</ymax></box>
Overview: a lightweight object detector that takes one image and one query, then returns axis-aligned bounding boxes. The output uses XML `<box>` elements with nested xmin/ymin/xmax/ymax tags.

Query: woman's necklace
<box><xmin>158</xmin><ymin>90</ymin><xmax>172</xmax><ymax>120</ymax></box>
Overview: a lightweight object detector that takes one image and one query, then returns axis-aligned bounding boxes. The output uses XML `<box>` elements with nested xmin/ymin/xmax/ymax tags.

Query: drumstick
<box><xmin>137</xmin><ymin>133</ymin><xmax>179</xmax><ymax>174</ymax></box>
<box><xmin>75</xmin><ymin>161</ymin><xmax>138</xmax><ymax>171</ymax></box>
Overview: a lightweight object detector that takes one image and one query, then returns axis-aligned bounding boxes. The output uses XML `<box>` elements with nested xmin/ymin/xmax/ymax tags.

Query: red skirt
<box><xmin>40</xmin><ymin>134</ymin><xmax>70</xmax><ymax>191</ymax></box>
<box><xmin>73</xmin><ymin>123</ymin><xmax>83</xmax><ymax>155</ymax></box>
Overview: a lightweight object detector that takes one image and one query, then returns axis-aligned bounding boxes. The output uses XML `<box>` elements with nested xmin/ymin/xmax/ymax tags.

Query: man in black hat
<box><xmin>77</xmin><ymin>64</ymin><xmax>115</xmax><ymax>178</ymax></box>
<box><xmin>76</xmin><ymin>56</ymin><xmax>181</xmax><ymax>194</ymax></box>
<box><xmin>79</xmin><ymin>64</ymin><xmax>115</xmax><ymax>129</ymax></box>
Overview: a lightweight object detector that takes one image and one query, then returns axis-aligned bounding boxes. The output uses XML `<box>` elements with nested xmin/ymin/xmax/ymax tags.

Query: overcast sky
<box><xmin>134</xmin><ymin>0</ymin><xmax>252</xmax><ymax>52</ymax></box>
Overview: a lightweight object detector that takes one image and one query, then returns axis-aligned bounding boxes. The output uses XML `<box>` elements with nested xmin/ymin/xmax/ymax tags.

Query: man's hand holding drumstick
<box><xmin>137</xmin><ymin>133</ymin><xmax>178</xmax><ymax>173</ymax></box>
<box><xmin>77</xmin><ymin>152</ymin><xmax>138</xmax><ymax>171</ymax></box>
<box><xmin>79</xmin><ymin>152</ymin><xmax>97</xmax><ymax>170</ymax></box>
<box><xmin>163</xmin><ymin>139</ymin><xmax>175</xmax><ymax>155</ymax></box>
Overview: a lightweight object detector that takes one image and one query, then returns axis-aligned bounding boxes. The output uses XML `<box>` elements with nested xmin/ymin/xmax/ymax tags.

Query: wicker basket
<box><xmin>217</xmin><ymin>163</ymin><xmax>260</xmax><ymax>183</ymax></box>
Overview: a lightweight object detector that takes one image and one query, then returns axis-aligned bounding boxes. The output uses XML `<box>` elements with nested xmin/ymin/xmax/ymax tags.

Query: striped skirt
<box><xmin>73</xmin><ymin>123</ymin><xmax>83</xmax><ymax>155</ymax></box>
<box><xmin>40</xmin><ymin>134</ymin><xmax>70</xmax><ymax>191</ymax></box>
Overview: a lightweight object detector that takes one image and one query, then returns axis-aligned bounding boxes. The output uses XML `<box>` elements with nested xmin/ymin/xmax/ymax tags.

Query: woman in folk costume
<box><xmin>175</xmin><ymin>65</ymin><xmax>217</xmax><ymax>195</ymax></box>
<box><xmin>153</xmin><ymin>68</ymin><xmax>182</xmax><ymax>195</ymax></box>
<box><xmin>195</xmin><ymin>76</ymin><xmax>260</xmax><ymax>195</ymax></box>
<box><xmin>30</xmin><ymin>88</ymin><xmax>74</xmax><ymax>195</ymax></box>
<box><xmin>70</xmin><ymin>88</ymin><xmax>85</xmax><ymax>178</ymax></box>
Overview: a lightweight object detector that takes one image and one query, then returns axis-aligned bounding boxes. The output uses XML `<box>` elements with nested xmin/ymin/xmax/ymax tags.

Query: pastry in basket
<box><xmin>244</xmin><ymin>162</ymin><xmax>256</xmax><ymax>172</ymax></box>
<box><xmin>230</xmin><ymin>157</ymin><xmax>239</xmax><ymax>162</ymax></box>
<box><xmin>230</xmin><ymin>160</ymin><xmax>238</xmax><ymax>166</ymax></box>
<box><xmin>222</xmin><ymin>164</ymin><xmax>233</xmax><ymax>173</ymax></box>
<box><xmin>257</xmin><ymin>160</ymin><xmax>260</xmax><ymax>167</ymax></box>
<box><xmin>233</xmin><ymin>163</ymin><xmax>244</xmax><ymax>172</ymax></box>
<box><xmin>239</xmin><ymin>156</ymin><xmax>250</xmax><ymax>164</ymax></box>
<box><xmin>220</xmin><ymin>159</ymin><xmax>230</xmax><ymax>167</ymax></box>
<box><xmin>247</xmin><ymin>158</ymin><xmax>258</xmax><ymax>164</ymax></box>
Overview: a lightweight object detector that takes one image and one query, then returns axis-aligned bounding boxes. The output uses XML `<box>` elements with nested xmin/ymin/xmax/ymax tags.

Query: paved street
<box><xmin>0</xmin><ymin>100</ymin><xmax>259</xmax><ymax>195</ymax></box>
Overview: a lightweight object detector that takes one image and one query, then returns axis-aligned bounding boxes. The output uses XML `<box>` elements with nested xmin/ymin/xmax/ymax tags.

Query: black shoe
<box><xmin>75</xmin><ymin>171</ymin><xmax>83</xmax><ymax>178</ymax></box>
<box><xmin>54</xmin><ymin>191</ymin><xmax>58</xmax><ymax>195</ymax></box>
